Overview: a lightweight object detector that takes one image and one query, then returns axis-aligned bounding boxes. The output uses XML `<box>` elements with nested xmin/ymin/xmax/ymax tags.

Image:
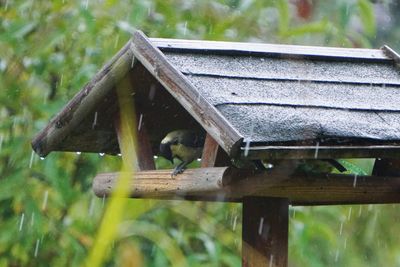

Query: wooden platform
<box><xmin>92</xmin><ymin>167</ymin><xmax>400</xmax><ymax>205</ymax></box>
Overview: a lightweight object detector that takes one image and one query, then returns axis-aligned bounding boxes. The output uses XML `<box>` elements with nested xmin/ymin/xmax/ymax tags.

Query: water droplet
<box><xmin>334</xmin><ymin>249</ymin><xmax>340</xmax><ymax>262</ymax></box>
<box><xmin>29</xmin><ymin>151</ymin><xmax>35</xmax><ymax>168</ymax></box>
<box><xmin>358</xmin><ymin>206</ymin><xmax>363</xmax><ymax>217</ymax></box>
<box><xmin>347</xmin><ymin>207</ymin><xmax>352</xmax><ymax>221</ymax></box>
<box><xmin>42</xmin><ymin>190</ymin><xmax>49</xmax><ymax>211</ymax></box>
<box><xmin>196</xmin><ymin>158</ymin><xmax>201</xmax><ymax>162</ymax></box>
<box><xmin>269</xmin><ymin>255</ymin><xmax>274</xmax><ymax>267</ymax></box>
<box><xmin>232</xmin><ymin>215</ymin><xmax>238</xmax><ymax>231</ymax></box>
<box><xmin>258</xmin><ymin>217</ymin><xmax>264</xmax><ymax>235</ymax></box>
<box><xmin>314</xmin><ymin>141</ymin><xmax>319</xmax><ymax>159</ymax></box>
<box><xmin>118</xmin><ymin>153</ymin><xmax>122</xmax><ymax>157</ymax></box>
<box><xmin>153</xmin><ymin>155</ymin><xmax>158</xmax><ymax>159</ymax></box>
<box><xmin>138</xmin><ymin>114</ymin><xmax>143</xmax><ymax>131</ymax></box>
<box><xmin>148</xmin><ymin>84</ymin><xmax>157</xmax><ymax>100</ymax></box>
<box><xmin>88</xmin><ymin>196</ymin><xmax>95</xmax><ymax>217</ymax></box>
<box><xmin>30</xmin><ymin>212</ymin><xmax>35</xmax><ymax>227</ymax></box>
<box><xmin>19</xmin><ymin>213</ymin><xmax>25</xmax><ymax>231</ymax></box>
<box><xmin>99</xmin><ymin>153</ymin><xmax>105</xmax><ymax>157</ymax></box>
<box><xmin>34</xmin><ymin>239</ymin><xmax>40</xmax><ymax>258</ymax></box>
<box><xmin>353</xmin><ymin>174</ymin><xmax>357</xmax><ymax>188</ymax></box>
<box><xmin>40</xmin><ymin>157</ymin><xmax>45</xmax><ymax>160</ymax></box>
<box><xmin>76</xmin><ymin>151</ymin><xmax>81</xmax><ymax>155</ymax></box>
<box><xmin>183</xmin><ymin>21</ymin><xmax>188</xmax><ymax>36</ymax></box>
<box><xmin>92</xmin><ymin>112</ymin><xmax>98</xmax><ymax>129</ymax></box>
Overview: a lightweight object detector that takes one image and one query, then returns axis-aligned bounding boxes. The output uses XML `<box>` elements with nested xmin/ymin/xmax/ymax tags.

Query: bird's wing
<box><xmin>178</xmin><ymin>131</ymin><xmax>205</xmax><ymax>148</ymax></box>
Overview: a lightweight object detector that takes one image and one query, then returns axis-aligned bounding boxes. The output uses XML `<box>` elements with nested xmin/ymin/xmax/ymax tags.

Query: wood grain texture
<box><xmin>201</xmin><ymin>134</ymin><xmax>231</xmax><ymax>168</ymax></box>
<box><xmin>151</xmin><ymin>37</ymin><xmax>391</xmax><ymax>62</ymax></box>
<box><xmin>131</xmin><ymin>30</ymin><xmax>243</xmax><ymax>157</ymax></box>
<box><xmin>92</xmin><ymin>167</ymin><xmax>400</xmax><ymax>205</ymax></box>
<box><xmin>31</xmin><ymin>41</ymin><xmax>134</xmax><ymax>157</ymax></box>
<box><xmin>242</xmin><ymin>197</ymin><xmax>288</xmax><ymax>267</ymax></box>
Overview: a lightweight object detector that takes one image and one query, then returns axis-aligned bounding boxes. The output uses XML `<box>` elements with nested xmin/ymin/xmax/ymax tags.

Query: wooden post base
<box><xmin>242</xmin><ymin>197</ymin><xmax>289</xmax><ymax>267</ymax></box>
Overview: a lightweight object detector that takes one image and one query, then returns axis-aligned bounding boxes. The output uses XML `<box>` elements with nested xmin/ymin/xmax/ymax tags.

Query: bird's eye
<box><xmin>172</xmin><ymin>140</ymin><xmax>178</xmax><ymax>145</ymax></box>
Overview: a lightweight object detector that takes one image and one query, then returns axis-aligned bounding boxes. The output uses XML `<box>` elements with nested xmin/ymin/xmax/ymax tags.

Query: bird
<box><xmin>159</xmin><ymin>130</ymin><xmax>205</xmax><ymax>176</ymax></box>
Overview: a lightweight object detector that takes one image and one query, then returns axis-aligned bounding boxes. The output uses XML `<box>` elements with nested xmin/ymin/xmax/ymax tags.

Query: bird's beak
<box><xmin>159</xmin><ymin>143</ymin><xmax>173</xmax><ymax>164</ymax></box>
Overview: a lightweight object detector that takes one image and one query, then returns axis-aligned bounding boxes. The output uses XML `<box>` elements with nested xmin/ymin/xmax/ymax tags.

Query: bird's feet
<box><xmin>171</xmin><ymin>165</ymin><xmax>186</xmax><ymax>178</ymax></box>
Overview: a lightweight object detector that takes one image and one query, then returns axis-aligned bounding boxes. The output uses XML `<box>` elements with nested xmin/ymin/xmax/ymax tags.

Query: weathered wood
<box><xmin>381</xmin><ymin>45</ymin><xmax>400</xmax><ymax>67</ymax></box>
<box><xmin>136</xmin><ymin>124</ymin><xmax>156</xmax><ymax>170</ymax></box>
<box><xmin>373</xmin><ymin>158</ymin><xmax>400</xmax><ymax>176</ymax></box>
<box><xmin>201</xmin><ymin>133</ymin><xmax>231</xmax><ymax>168</ymax></box>
<box><xmin>31</xmin><ymin>41</ymin><xmax>135</xmax><ymax>157</ymax></box>
<box><xmin>151</xmin><ymin>37</ymin><xmax>391</xmax><ymax>62</ymax></box>
<box><xmin>242</xmin><ymin>145</ymin><xmax>400</xmax><ymax>160</ymax></box>
<box><xmin>92</xmin><ymin>167</ymin><xmax>400</xmax><ymax>205</ymax></box>
<box><xmin>92</xmin><ymin>167</ymin><xmax>230</xmax><ymax>199</ymax></box>
<box><xmin>242</xmin><ymin>197</ymin><xmax>288</xmax><ymax>267</ymax></box>
<box><xmin>132</xmin><ymin>30</ymin><xmax>244</xmax><ymax>157</ymax></box>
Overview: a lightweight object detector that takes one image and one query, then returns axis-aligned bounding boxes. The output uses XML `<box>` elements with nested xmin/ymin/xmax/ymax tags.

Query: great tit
<box><xmin>159</xmin><ymin>130</ymin><xmax>205</xmax><ymax>176</ymax></box>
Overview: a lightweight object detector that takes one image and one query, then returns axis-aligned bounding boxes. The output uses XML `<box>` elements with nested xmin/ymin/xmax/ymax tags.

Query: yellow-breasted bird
<box><xmin>159</xmin><ymin>130</ymin><xmax>205</xmax><ymax>176</ymax></box>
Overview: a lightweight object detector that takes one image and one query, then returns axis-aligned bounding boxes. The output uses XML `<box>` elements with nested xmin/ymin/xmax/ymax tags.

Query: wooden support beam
<box><xmin>201</xmin><ymin>133</ymin><xmax>231</xmax><ymax>168</ymax></box>
<box><xmin>242</xmin><ymin>197</ymin><xmax>288</xmax><ymax>267</ymax></box>
<box><xmin>92</xmin><ymin>167</ymin><xmax>400</xmax><ymax>205</ymax></box>
<box><xmin>115</xmin><ymin>114</ymin><xmax>155</xmax><ymax>171</ymax></box>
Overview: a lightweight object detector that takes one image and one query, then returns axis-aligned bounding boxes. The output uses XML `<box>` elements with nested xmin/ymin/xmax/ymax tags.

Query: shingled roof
<box><xmin>32</xmin><ymin>30</ymin><xmax>400</xmax><ymax>160</ymax></box>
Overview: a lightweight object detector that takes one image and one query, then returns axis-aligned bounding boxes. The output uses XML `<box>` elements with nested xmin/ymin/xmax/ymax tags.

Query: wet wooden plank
<box><xmin>242</xmin><ymin>197</ymin><xmax>288</xmax><ymax>267</ymax></box>
<box><xmin>132</xmin><ymin>30</ymin><xmax>243</xmax><ymax>157</ymax></box>
<box><xmin>92</xmin><ymin>167</ymin><xmax>400</xmax><ymax>205</ymax></box>
<box><xmin>201</xmin><ymin>133</ymin><xmax>231</xmax><ymax>167</ymax></box>
<box><xmin>151</xmin><ymin>37</ymin><xmax>391</xmax><ymax>62</ymax></box>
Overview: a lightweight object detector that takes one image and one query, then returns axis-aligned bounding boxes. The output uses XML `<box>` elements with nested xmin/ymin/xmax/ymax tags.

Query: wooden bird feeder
<box><xmin>32</xmin><ymin>30</ymin><xmax>400</xmax><ymax>267</ymax></box>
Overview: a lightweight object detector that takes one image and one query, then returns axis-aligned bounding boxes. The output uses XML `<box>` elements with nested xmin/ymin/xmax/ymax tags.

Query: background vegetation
<box><xmin>1</xmin><ymin>0</ymin><xmax>400</xmax><ymax>266</ymax></box>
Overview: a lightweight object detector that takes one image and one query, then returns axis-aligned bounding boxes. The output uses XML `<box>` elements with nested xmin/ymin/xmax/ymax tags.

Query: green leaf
<box><xmin>357</xmin><ymin>0</ymin><xmax>376</xmax><ymax>37</ymax></box>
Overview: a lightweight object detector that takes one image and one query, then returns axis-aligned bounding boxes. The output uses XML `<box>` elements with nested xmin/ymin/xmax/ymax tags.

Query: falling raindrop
<box><xmin>118</xmin><ymin>153</ymin><xmax>122</xmax><ymax>157</ymax></box>
<box><xmin>114</xmin><ymin>34</ymin><xmax>120</xmax><ymax>49</ymax></box>
<box><xmin>40</xmin><ymin>157</ymin><xmax>45</xmax><ymax>160</ymax></box>
<box><xmin>314</xmin><ymin>141</ymin><xmax>319</xmax><ymax>158</ymax></box>
<box><xmin>232</xmin><ymin>215</ymin><xmax>238</xmax><ymax>231</ymax></box>
<box><xmin>358</xmin><ymin>206</ymin><xmax>363</xmax><ymax>217</ymax></box>
<box><xmin>19</xmin><ymin>213</ymin><xmax>25</xmax><ymax>231</ymax></box>
<box><xmin>353</xmin><ymin>174</ymin><xmax>357</xmax><ymax>188</ymax></box>
<box><xmin>339</xmin><ymin>221</ymin><xmax>343</xmax><ymax>236</ymax></box>
<box><xmin>269</xmin><ymin>255</ymin><xmax>274</xmax><ymax>267</ymax></box>
<box><xmin>30</xmin><ymin>212</ymin><xmax>35</xmax><ymax>227</ymax></box>
<box><xmin>42</xmin><ymin>190</ymin><xmax>49</xmax><ymax>210</ymax></box>
<box><xmin>84</xmin><ymin>0</ymin><xmax>89</xmax><ymax>9</ymax></box>
<box><xmin>196</xmin><ymin>158</ymin><xmax>201</xmax><ymax>162</ymax></box>
<box><xmin>34</xmin><ymin>239</ymin><xmax>40</xmax><ymax>258</ymax></box>
<box><xmin>0</xmin><ymin>134</ymin><xmax>3</xmax><ymax>152</ymax></box>
<box><xmin>153</xmin><ymin>155</ymin><xmax>158</xmax><ymax>159</ymax></box>
<box><xmin>102</xmin><ymin>194</ymin><xmax>106</xmax><ymax>208</ymax></box>
<box><xmin>344</xmin><ymin>237</ymin><xmax>347</xmax><ymax>249</ymax></box>
<box><xmin>258</xmin><ymin>217</ymin><xmax>264</xmax><ymax>235</ymax></box>
<box><xmin>29</xmin><ymin>150</ymin><xmax>35</xmax><ymax>168</ymax></box>
<box><xmin>334</xmin><ymin>249</ymin><xmax>340</xmax><ymax>262</ymax></box>
<box><xmin>148</xmin><ymin>84</ymin><xmax>156</xmax><ymax>101</ymax></box>
<box><xmin>347</xmin><ymin>207</ymin><xmax>352</xmax><ymax>221</ymax></box>
<box><xmin>92</xmin><ymin>111</ymin><xmax>98</xmax><ymax>129</ymax></box>
<box><xmin>131</xmin><ymin>54</ymin><xmax>135</xmax><ymax>68</ymax></box>
<box><xmin>76</xmin><ymin>151</ymin><xmax>81</xmax><ymax>155</ymax></box>
<box><xmin>138</xmin><ymin>114</ymin><xmax>143</xmax><ymax>131</ymax></box>
<box><xmin>88</xmin><ymin>196</ymin><xmax>95</xmax><ymax>217</ymax></box>
<box><xmin>60</xmin><ymin>74</ymin><xmax>63</xmax><ymax>87</ymax></box>
<box><xmin>183</xmin><ymin>21</ymin><xmax>188</xmax><ymax>36</ymax></box>
<box><xmin>99</xmin><ymin>153</ymin><xmax>105</xmax><ymax>157</ymax></box>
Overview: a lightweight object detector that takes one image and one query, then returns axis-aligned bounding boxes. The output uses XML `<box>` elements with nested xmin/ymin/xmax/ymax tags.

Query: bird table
<box><xmin>32</xmin><ymin>31</ymin><xmax>400</xmax><ymax>267</ymax></box>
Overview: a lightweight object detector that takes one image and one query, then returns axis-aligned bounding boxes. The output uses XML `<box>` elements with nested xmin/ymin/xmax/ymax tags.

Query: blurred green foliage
<box><xmin>1</xmin><ymin>0</ymin><xmax>400</xmax><ymax>266</ymax></box>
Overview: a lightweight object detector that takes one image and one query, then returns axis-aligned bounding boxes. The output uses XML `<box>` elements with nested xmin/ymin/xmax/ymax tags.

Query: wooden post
<box><xmin>115</xmin><ymin>114</ymin><xmax>155</xmax><ymax>171</ymax></box>
<box><xmin>201</xmin><ymin>133</ymin><xmax>231</xmax><ymax>168</ymax></box>
<box><xmin>242</xmin><ymin>197</ymin><xmax>289</xmax><ymax>267</ymax></box>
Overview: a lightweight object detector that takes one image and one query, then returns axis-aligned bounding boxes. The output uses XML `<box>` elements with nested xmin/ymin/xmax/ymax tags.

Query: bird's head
<box><xmin>159</xmin><ymin>134</ymin><xmax>177</xmax><ymax>164</ymax></box>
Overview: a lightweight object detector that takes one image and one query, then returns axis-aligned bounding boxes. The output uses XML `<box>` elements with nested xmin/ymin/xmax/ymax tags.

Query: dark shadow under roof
<box><xmin>32</xmin><ymin>31</ymin><xmax>400</xmax><ymax>160</ymax></box>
